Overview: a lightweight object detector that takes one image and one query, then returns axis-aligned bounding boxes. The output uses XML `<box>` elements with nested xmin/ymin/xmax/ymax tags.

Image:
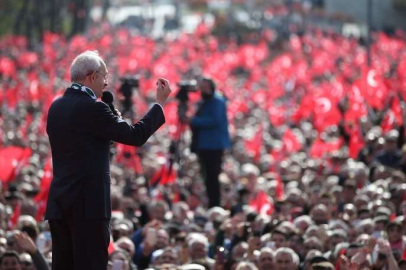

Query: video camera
<box><xmin>120</xmin><ymin>76</ymin><xmax>140</xmax><ymax>88</ymax></box>
<box><xmin>175</xmin><ymin>80</ymin><xmax>198</xmax><ymax>102</ymax></box>
<box><xmin>175</xmin><ymin>80</ymin><xmax>198</xmax><ymax>123</ymax></box>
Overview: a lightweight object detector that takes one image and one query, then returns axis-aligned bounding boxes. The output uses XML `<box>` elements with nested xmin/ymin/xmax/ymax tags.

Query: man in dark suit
<box><xmin>45</xmin><ymin>50</ymin><xmax>171</xmax><ymax>270</ymax></box>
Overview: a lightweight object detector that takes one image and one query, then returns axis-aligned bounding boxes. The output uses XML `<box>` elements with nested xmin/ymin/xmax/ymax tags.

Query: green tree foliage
<box><xmin>0</xmin><ymin>0</ymin><xmax>103</xmax><ymax>45</ymax></box>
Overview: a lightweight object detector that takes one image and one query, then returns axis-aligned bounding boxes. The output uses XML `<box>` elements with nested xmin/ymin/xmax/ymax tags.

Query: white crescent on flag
<box><xmin>367</xmin><ymin>69</ymin><xmax>379</xmax><ymax>88</ymax></box>
<box><xmin>316</xmin><ymin>97</ymin><xmax>332</xmax><ymax>113</ymax></box>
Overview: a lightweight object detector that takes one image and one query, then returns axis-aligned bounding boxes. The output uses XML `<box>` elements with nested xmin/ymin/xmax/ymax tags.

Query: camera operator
<box><xmin>119</xmin><ymin>77</ymin><xmax>139</xmax><ymax>119</ymax></box>
<box><xmin>184</xmin><ymin>77</ymin><xmax>231</xmax><ymax>208</ymax></box>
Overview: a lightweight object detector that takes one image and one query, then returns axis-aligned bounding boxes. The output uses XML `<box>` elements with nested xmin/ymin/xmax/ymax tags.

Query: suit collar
<box><xmin>65</xmin><ymin>83</ymin><xmax>97</xmax><ymax>100</ymax></box>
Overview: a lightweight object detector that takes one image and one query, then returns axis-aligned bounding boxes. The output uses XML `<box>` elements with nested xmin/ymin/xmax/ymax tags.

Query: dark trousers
<box><xmin>49</xmin><ymin>197</ymin><xmax>110</xmax><ymax>270</ymax></box>
<box><xmin>198</xmin><ymin>150</ymin><xmax>224</xmax><ymax>208</ymax></box>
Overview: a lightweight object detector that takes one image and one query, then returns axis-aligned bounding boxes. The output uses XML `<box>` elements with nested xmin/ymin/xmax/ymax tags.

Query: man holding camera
<box><xmin>188</xmin><ymin>77</ymin><xmax>231</xmax><ymax>208</ymax></box>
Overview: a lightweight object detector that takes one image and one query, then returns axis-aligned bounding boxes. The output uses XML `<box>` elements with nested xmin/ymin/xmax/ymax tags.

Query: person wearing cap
<box><xmin>311</xmin><ymin>261</ymin><xmax>334</xmax><ymax>270</ymax></box>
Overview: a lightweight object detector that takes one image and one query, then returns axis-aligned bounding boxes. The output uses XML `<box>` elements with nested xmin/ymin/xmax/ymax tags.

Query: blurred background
<box><xmin>1</xmin><ymin>0</ymin><xmax>406</xmax><ymax>44</ymax></box>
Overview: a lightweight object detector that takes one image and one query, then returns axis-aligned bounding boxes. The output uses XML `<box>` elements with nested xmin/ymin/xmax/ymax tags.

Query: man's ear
<box><xmin>91</xmin><ymin>71</ymin><xmax>97</xmax><ymax>82</ymax></box>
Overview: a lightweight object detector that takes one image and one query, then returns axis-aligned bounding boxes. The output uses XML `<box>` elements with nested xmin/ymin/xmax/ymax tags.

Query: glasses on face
<box><xmin>96</xmin><ymin>70</ymin><xmax>109</xmax><ymax>80</ymax></box>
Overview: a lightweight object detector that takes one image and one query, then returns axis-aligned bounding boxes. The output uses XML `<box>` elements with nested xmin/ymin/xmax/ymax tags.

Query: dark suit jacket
<box><xmin>45</xmin><ymin>87</ymin><xmax>165</xmax><ymax>220</ymax></box>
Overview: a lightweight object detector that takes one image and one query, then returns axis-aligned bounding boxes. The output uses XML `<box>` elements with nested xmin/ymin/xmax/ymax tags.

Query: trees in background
<box><xmin>0</xmin><ymin>0</ymin><xmax>110</xmax><ymax>46</ymax></box>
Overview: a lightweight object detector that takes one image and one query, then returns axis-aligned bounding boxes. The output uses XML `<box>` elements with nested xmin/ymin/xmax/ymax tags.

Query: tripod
<box><xmin>151</xmin><ymin>80</ymin><xmax>197</xmax><ymax>188</ymax></box>
<box><xmin>151</xmin><ymin>101</ymin><xmax>189</xmax><ymax>188</ymax></box>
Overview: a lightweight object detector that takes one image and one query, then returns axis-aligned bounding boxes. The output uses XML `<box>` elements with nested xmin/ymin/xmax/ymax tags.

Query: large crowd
<box><xmin>1</xmin><ymin>5</ymin><xmax>406</xmax><ymax>269</ymax></box>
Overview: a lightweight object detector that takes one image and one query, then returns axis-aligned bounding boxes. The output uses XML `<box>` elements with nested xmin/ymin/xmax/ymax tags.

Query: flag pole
<box><xmin>367</xmin><ymin>0</ymin><xmax>373</xmax><ymax>67</ymax></box>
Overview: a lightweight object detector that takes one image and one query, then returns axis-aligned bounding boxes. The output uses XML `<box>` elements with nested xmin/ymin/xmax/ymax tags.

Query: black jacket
<box><xmin>45</xmin><ymin>86</ymin><xmax>165</xmax><ymax>220</ymax></box>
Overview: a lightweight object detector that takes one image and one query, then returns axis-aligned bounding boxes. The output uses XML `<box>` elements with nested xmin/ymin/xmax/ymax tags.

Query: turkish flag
<box><xmin>310</xmin><ymin>137</ymin><xmax>343</xmax><ymax>159</ymax></box>
<box><xmin>150</xmin><ymin>159</ymin><xmax>177</xmax><ymax>187</ymax></box>
<box><xmin>360</xmin><ymin>66</ymin><xmax>389</xmax><ymax>110</ymax></box>
<box><xmin>282</xmin><ymin>129</ymin><xmax>302</xmax><ymax>153</ymax></box>
<box><xmin>17</xmin><ymin>52</ymin><xmax>38</xmax><ymax>69</ymax></box>
<box><xmin>345</xmin><ymin>84</ymin><xmax>368</xmax><ymax>123</ymax></box>
<box><xmin>0</xmin><ymin>147</ymin><xmax>32</xmax><ymax>182</ymax></box>
<box><xmin>381</xmin><ymin>96</ymin><xmax>403</xmax><ymax>134</ymax></box>
<box><xmin>115</xmin><ymin>144</ymin><xmax>143</xmax><ymax>174</ymax></box>
<box><xmin>276</xmin><ymin>175</ymin><xmax>284</xmax><ymax>200</ymax></box>
<box><xmin>391</xmin><ymin>96</ymin><xmax>403</xmax><ymax>126</ymax></box>
<box><xmin>292</xmin><ymin>98</ymin><xmax>312</xmax><ymax>124</ymax></box>
<box><xmin>249</xmin><ymin>190</ymin><xmax>274</xmax><ymax>215</ymax></box>
<box><xmin>34</xmin><ymin>157</ymin><xmax>53</xmax><ymax>221</ymax></box>
<box><xmin>108</xmin><ymin>240</ymin><xmax>115</xmax><ymax>255</ymax></box>
<box><xmin>0</xmin><ymin>57</ymin><xmax>17</xmax><ymax>78</ymax></box>
<box><xmin>10</xmin><ymin>203</ymin><xmax>21</xmax><ymax>229</ymax></box>
<box><xmin>313</xmin><ymin>96</ymin><xmax>341</xmax><ymax>132</ymax></box>
<box><xmin>268</xmin><ymin>103</ymin><xmax>287</xmax><ymax>127</ymax></box>
<box><xmin>349</xmin><ymin>127</ymin><xmax>365</xmax><ymax>159</ymax></box>
<box><xmin>245</xmin><ymin>124</ymin><xmax>263</xmax><ymax>163</ymax></box>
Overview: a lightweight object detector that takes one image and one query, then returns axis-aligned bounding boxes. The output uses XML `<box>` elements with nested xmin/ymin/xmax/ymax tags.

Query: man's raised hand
<box><xmin>156</xmin><ymin>78</ymin><xmax>172</xmax><ymax>106</ymax></box>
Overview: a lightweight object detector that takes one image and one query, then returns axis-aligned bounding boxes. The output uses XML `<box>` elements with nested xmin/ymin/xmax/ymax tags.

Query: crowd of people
<box><xmin>1</xmin><ymin>8</ymin><xmax>406</xmax><ymax>270</ymax></box>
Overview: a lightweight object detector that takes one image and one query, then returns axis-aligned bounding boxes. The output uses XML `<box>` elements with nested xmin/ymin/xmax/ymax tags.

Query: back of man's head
<box><xmin>70</xmin><ymin>50</ymin><xmax>104</xmax><ymax>82</ymax></box>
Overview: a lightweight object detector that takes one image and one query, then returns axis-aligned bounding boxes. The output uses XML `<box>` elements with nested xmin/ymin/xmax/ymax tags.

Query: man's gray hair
<box><xmin>274</xmin><ymin>247</ymin><xmax>300</xmax><ymax>267</ymax></box>
<box><xmin>235</xmin><ymin>261</ymin><xmax>259</xmax><ymax>270</ymax></box>
<box><xmin>187</xmin><ymin>233</ymin><xmax>209</xmax><ymax>251</ymax></box>
<box><xmin>70</xmin><ymin>50</ymin><xmax>104</xmax><ymax>82</ymax></box>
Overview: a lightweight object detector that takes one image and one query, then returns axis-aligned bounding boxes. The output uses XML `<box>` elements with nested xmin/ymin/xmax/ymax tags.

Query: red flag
<box><xmin>391</xmin><ymin>96</ymin><xmax>403</xmax><ymax>126</ymax></box>
<box><xmin>381</xmin><ymin>96</ymin><xmax>403</xmax><ymax>134</ymax></box>
<box><xmin>345</xmin><ymin>85</ymin><xmax>368</xmax><ymax>124</ymax></box>
<box><xmin>276</xmin><ymin>175</ymin><xmax>284</xmax><ymax>200</ymax></box>
<box><xmin>349</xmin><ymin>127</ymin><xmax>365</xmax><ymax>159</ymax></box>
<box><xmin>310</xmin><ymin>137</ymin><xmax>343</xmax><ymax>159</ymax></box>
<box><xmin>282</xmin><ymin>129</ymin><xmax>302</xmax><ymax>153</ymax></box>
<box><xmin>249</xmin><ymin>190</ymin><xmax>274</xmax><ymax>215</ymax></box>
<box><xmin>360</xmin><ymin>67</ymin><xmax>388</xmax><ymax>110</ymax></box>
<box><xmin>402</xmin><ymin>245</ymin><xmax>406</xmax><ymax>260</ymax></box>
<box><xmin>292</xmin><ymin>95</ymin><xmax>314</xmax><ymax>124</ymax></box>
<box><xmin>244</xmin><ymin>124</ymin><xmax>263</xmax><ymax>163</ymax></box>
<box><xmin>17</xmin><ymin>52</ymin><xmax>38</xmax><ymax>69</ymax></box>
<box><xmin>0</xmin><ymin>147</ymin><xmax>32</xmax><ymax>182</ymax></box>
<box><xmin>115</xmin><ymin>144</ymin><xmax>143</xmax><ymax>174</ymax></box>
<box><xmin>34</xmin><ymin>157</ymin><xmax>53</xmax><ymax>221</ymax></box>
<box><xmin>268</xmin><ymin>103</ymin><xmax>287</xmax><ymax>127</ymax></box>
<box><xmin>108</xmin><ymin>240</ymin><xmax>115</xmax><ymax>255</ymax></box>
<box><xmin>313</xmin><ymin>96</ymin><xmax>341</xmax><ymax>133</ymax></box>
<box><xmin>381</xmin><ymin>111</ymin><xmax>396</xmax><ymax>134</ymax></box>
<box><xmin>0</xmin><ymin>57</ymin><xmax>17</xmax><ymax>79</ymax></box>
<box><xmin>150</xmin><ymin>159</ymin><xmax>177</xmax><ymax>187</ymax></box>
<box><xmin>10</xmin><ymin>203</ymin><xmax>21</xmax><ymax>229</ymax></box>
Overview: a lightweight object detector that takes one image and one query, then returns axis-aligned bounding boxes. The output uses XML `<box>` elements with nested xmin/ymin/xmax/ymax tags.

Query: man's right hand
<box><xmin>156</xmin><ymin>78</ymin><xmax>172</xmax><ymax>106</ymax></box>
